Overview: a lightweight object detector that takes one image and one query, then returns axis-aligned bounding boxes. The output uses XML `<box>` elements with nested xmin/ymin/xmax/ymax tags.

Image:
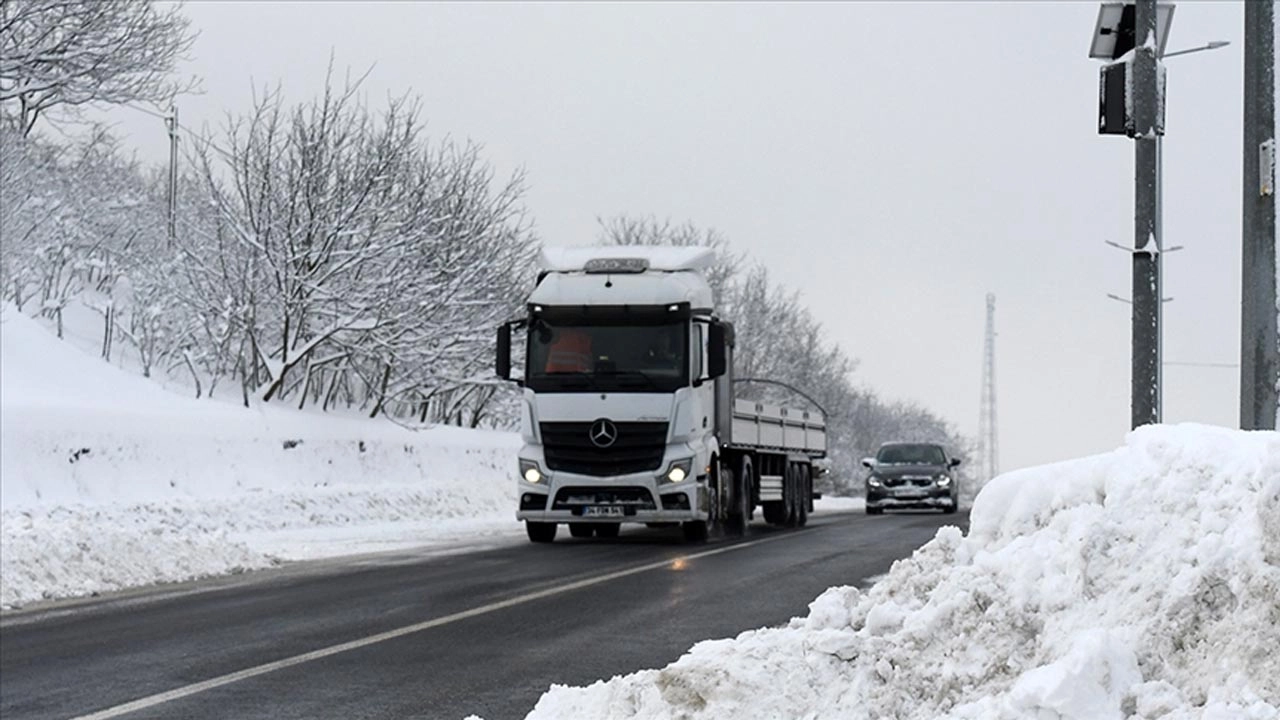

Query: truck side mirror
<box><xmin>707</xmin><ymin>322</ymin><xmax>727</xmax><ymax>379</ymax></box>
<box><xmin>496</xmin><ymin>323</ymin><xmax>512</xmax><ymax>380</ymax></box>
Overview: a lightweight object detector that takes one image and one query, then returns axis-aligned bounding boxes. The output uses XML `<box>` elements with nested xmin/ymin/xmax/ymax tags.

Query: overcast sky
<box><xmin>97</xmin><ymin>1</ymin><xmax>1252</xmax><ymax>472</ymax></box>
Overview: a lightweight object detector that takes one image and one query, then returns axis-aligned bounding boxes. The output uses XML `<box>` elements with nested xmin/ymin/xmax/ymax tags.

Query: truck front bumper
<box><xmin>517</xmin><ymin>475</ymin><xmax>705</xmax><ymax>524</ymax></box>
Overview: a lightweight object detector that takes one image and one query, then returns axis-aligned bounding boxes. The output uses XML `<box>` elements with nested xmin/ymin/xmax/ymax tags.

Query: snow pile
<box><xmin>524</xmin><ymin>425</ymin><xmax>1280</xmax><ymax>719</ymax></box>
<box><xmin>1</xmin><ymin>307</ymin><xmax>521</xmax><ymax>608</ymax></box>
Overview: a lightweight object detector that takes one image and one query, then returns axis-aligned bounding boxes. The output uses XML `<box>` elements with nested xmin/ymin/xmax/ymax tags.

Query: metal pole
<box><xmin>166</xmin><ymin>105</ymin><xmax>178</xmax><ymax>246</ymax></box>
<box><xmin>1131</xmin><ymin>0</ymin><xmax>1161</xmax><ymax>428</ymax></box>
<box><xmin>1156</xmin><ymin>132</ymin><xmax>1164</xmax><ymax>415</ymax></box>
<box><xmin>1240</xmin><ymin>0</ymin><xmax>1277</xmax><ymax>429</ymax></box>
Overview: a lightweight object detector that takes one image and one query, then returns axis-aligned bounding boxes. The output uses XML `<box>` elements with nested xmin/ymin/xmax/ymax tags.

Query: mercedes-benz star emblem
<box><xmin>589</xmin><ymin>419</ymin><xmax>618</xmax><ymax>448</ymax></box>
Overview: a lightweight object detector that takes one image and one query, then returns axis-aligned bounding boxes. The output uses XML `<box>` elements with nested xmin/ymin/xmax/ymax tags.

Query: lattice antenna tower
<box><xmin>978</xmin><ymin>293</ymin><xmax>1000</xmax><ymax>482</ymax></box>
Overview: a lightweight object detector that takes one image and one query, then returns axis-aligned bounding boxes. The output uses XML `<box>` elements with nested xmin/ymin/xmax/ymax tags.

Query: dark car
<box><xmin>862</xmin><ymin>442</ymin><xmax>960</xmax><ymax>515</ymax></box>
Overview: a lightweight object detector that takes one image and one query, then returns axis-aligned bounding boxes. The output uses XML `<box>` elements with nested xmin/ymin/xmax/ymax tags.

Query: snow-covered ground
<box><xmin>516</xmin><ymin>424</ymin><xmax>1280</xmax><ymax>719</ymax></box>
<box><xmin>0</xmin><ymin>306</ymin><xmax>524</xmax><ymax>608</ymax></box>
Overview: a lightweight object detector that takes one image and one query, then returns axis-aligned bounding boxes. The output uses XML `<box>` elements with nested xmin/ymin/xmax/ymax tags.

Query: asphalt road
<box><xmin>0</xmin><ymin>508</ymin><xmax>967</xmax><ymax>720</ymax></box>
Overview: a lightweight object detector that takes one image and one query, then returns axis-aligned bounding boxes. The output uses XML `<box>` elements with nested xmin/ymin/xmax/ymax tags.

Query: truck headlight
<box><xmin>935</xmin><ymin>475</ymin><xmax>952</xmax><ymax>487</ymax></box>
<box><xmin>520</xmin><ymin>459</ymin><xmax>545</xmax><ymax>484</ymax></box>
<box><xmin>663</xmin><ymin>458</ymin><xmax>693</xmax><ymax>484</ymax></box>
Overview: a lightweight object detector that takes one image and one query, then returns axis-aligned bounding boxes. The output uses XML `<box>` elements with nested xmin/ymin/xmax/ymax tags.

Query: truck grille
<box><xmin>539</xmin><ymin>421</ymin><xmax>668</xmax><ymax>476</ymax></box>
<box><xmin>552</xmin><ymin>486</ymin><xmax>657</xmax><ymax>510</ymax></box>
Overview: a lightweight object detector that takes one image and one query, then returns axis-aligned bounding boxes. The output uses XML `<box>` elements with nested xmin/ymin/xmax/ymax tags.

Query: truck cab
<box><xmin>497</xmin><ymin>247</ymin><xmax>731</xmax><ymax>542</ymax></box>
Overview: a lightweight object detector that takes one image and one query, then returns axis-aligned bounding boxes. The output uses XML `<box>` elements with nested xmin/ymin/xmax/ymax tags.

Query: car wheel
<box><xmin>866</xmin><ymin>506</ymin><xmax>884</xmax><ymax>516</ymax></box>
<box><xmin>526</xmin><ymin>521</ymin><xmax>557</xmax><ymax>543</ymax></box>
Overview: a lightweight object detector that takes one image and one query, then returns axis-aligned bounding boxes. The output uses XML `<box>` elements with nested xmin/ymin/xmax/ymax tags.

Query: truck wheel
<box><xmin>762</xmin><ymin>501</ymin><xmax>786</xmax><ymax>525</ymax></box>
<box><xmin>796</xmin><ymin>465</ymin><xmax>809</xmax><ymax>527</ymax></box>
<box><xmin>568</xmin><ymin>523</ymin><xmax>593</xmax><ymax>538</ymax></box>
<box><xmin>526</xmin><ymin>521</ymin><xmax>557</xmax><ymax>543</ymax></box>
<box><xmin>595</xmin><ymin>523</ymin><xmax>621</xmax><ymax>538</ymax></box>
<box><xmin>784</xmin><ymin>464</ymin><xmax>799</xmax><ymax>527</ymax></box>
<box><xmin>726</xmin><ymin>460</ymin><xmax>750</xmax><ymax>536</ymax></box>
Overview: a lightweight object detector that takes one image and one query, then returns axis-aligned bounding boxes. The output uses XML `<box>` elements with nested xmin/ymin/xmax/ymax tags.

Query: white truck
<box><xmin>495</xmin><ymin>246</ymin><xmax>827</xmax><ymax>543</ymax></box>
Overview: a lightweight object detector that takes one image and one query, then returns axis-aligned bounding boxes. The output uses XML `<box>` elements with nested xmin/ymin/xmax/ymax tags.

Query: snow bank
<box><xmin>524</xmin><ymin>425</ymin><xmax>1280</xmax><ymax>719</ymax></box>
<box><xmin>1</xmin><ymin>307</ymin><xmax>521</xmax><ymax>608</ymax></box>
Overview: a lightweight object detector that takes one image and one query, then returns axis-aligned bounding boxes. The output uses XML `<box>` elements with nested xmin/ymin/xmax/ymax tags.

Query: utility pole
<box><xmin>1130</xmin><ymin>0</ymin><xmax>1162</xmax><ymax>429</ymax></box>
<box><xmin>165</xmin><ymin>104</ymin><xmax>178</xmax><ymax>246</ymax></box>
<box><xmin>1240</xmin><ymin>0</ymin><xmax>1277</xmax><ymax>430</ymax></box>
<box><xmin>978</xmin><ymin>293</ymin><xmax>999</xmax><ymax>483</ymax></box>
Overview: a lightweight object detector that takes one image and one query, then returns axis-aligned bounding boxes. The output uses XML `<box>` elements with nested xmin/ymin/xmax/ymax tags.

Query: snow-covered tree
<box><xmin>0</xmin><ymin>0</ymin><xmax>197</xmax><ymax>135</ymax></box>
<box><xmin>185</xmin><ymin>73</ymin><xmax>538</xmax><ymax>421</ymax></box>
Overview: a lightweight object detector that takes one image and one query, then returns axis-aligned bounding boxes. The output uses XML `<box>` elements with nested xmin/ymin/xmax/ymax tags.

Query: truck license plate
<box><xmin>583</xmin><ymin>506</ymin><xmax>625</xmax><ymax>518</ymax></box>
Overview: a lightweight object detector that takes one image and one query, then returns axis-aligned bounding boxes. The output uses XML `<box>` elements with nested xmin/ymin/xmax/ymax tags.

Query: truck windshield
<box><xmin>526</xmin><ymin>320</ymin><xmax>688</xmax><ymax>393</ymax></box>
<box><xmin>876</xmin><ymin>444</ymin><xmax>946</xmax><ymax>465</ymax></box>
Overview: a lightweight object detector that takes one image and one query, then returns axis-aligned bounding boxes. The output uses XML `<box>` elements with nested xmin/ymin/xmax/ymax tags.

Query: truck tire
<box><xmin>726</xmin><ymin>459</ymin><xmax>750</xmax><ymax>536</ymax></box>
<box><xmin>784</xmin><ymin>463</ymin><xmax>800</xmax><ymax>527</ymax></box>
<box><xmin>568</xmin><ymin>523</ymin><xmax>593</xmax><ymax>538</ymax></box>
<box><xmin>796</xmin><ymin>465</ymin><xmax>810</xmax><ymax>527</ymax></box>
<box><xmin>526</xmin><ymin>521</ymin><xmax>557</xmax><ymax>543</ymax></box>
<box><xmin>683</xmin><ymin>467</ymin><xmax>723</xmax><ymax>543</ymax></box>
<box><xmin>595</xmin><ymin>522</ymin><xmax>621</xmax><ymax>538</ymax></box>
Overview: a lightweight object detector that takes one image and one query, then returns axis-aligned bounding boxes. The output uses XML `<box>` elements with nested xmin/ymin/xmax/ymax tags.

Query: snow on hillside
<box><xmin>519</xmin><ymin>425</ymin><xmax>1280</xmax><ymax>720</ymax></box>
<box><xmin>1</xmin><ymin>306</ymin><xmax>523</xmax><ymax>608</ymax></box>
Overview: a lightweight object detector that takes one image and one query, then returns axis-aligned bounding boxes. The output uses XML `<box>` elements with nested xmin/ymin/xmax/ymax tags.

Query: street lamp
<box><xmin>1089</xmin><ymin>1</ymin><xmax>1229</xmax><ymax>430</ymax></box>
<box><xmin>1161</xmin><ymin>40</ymin><xmax>1230</xmax><ymax>59</ymax></box>
<box><xmin>1091</xmin><ymin>1</ymin><xmax>1170</xmax><ymax>429</ymax></box>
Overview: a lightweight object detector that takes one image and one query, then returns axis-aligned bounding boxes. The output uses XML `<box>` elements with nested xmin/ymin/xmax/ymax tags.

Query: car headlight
<box><xmin>520</xmin><ymin>459</ymin><xmax>545</xmax><ymax>484</ymax></box>
<box><xmin>935</xmin><ymin>474</ymin><xmax>952</xmax><ymax>487</ymax></box>
<box><xmin>867</xmin><ymin>475</ymin><xmax>883</xmax><ymax>487</ymax></box>
<box><xmin>663</xmin><ymin>458</ymin><xmax>693</xmax><ymax>484</ymax></box>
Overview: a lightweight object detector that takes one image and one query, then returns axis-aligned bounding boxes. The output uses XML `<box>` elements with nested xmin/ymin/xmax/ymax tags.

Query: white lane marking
<box><xmin>70</xmin><ymin>532</ymin><xmax>793</xmax><ymax>720</ymax></box>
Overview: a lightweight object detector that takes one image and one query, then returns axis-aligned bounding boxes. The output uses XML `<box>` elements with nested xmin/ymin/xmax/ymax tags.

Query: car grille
<box><xmin>882</xmin><ymin>475</ymin><xmax>936</xmax><ymax>488</ymax></box>
<box><xmin>540</xmin><ymin>421</ymin><xmax>668</xmax><ymax>476</ymax></box>
<box><xmin>552</xmin><ymin>486</ymin><xmax>657</xmax><ymax>511</ymax></box>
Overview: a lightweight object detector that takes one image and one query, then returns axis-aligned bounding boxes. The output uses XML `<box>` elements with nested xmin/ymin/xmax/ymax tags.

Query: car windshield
<box><xmin>526</xmin><ymin>320</ymin><xmax>688</xmax><ymax>393</ymax></box>
<box><xmin>876</xmin><ymin>444</ymin><xmax>946</xmax><ymax>465</ymax></box>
